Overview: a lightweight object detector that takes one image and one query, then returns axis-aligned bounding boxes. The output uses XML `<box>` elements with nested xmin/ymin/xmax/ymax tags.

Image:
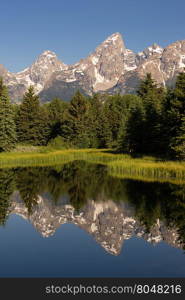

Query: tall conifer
<box><xmin>0</xmin><ymin>78</ymin><xmax>16</xmax><ymax>151</ymax></box>
<box><xmin>17</xmin><ymin>86</ymin><xmax>49</xmax><ymax>145</ymax></box>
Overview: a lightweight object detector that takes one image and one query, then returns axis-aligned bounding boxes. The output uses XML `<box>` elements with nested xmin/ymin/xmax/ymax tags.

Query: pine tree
<box><xmin>143</xmin><ymin>90</ymin><xmax>164</xmax><ymax>154</ymax></box>
<box><xmin>17</xmin><ymin>86</ymin><xmax>49</xmax><ymax>145</ymax></box>
<box><xmin>62</xmin><ymin>91</ymin><xmax>90</xmax><ymax>147</ymax></box>
<box><xmin>116</xmin><ymin>95</ymin><xmax>145</xmax><ymax>153</ymax></box>
<box><xmin>137</xmin><ymin>73</ymin><xmax>157</xmax><ymax>99</ymax></box>
<box><xmin>0</xmin><ymin>78</ymin><xmax>17</xmax><ymax>152</ymax></box>
<box><xmin>164</xmin><ymin>71</ymin><xmax>185</xmax><ymax>158</ymax></box>
<box><xmin>116</xmin><ymin>119</ymin><xmax>127</xmax><ymax>152</ymax></box>
<box><xmin>171</xmin><ymin>116</ymin><xmax>185</xmax><ymax>160</ymax></box>
<box><xmin>137</xmin><ymin>73</ymin><xmax>166</xmax><ymax>155</ymax></box>
<box><xmin>85</xmin><ymin>94</ymin><xmax>103</xmax><ymax>148</ymax></box>
<box><xmin>47</xmin><ymin>98</ymin><xmax>68</xmax><ymax>140</ymax></box>
<box><xmin>121</xmin><ymin>102</ymin><xmax>145</xmax><ymax>154</ymax></box>
<box><xmin>0</xmin><ymin>169</ymin><xmax>15</xmax><ymax>225</ymax></box>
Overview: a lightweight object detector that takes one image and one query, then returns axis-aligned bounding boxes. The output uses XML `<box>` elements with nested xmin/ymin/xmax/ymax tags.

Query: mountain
<box><xmin>1</xmin><ymin>33</ymin><xmax>185</xmax><ymax>102</ymax></box>
<box><xmin>9</xmin><ymin>191</ymin><xmax>181</xmax><ymax>256</ymax></box>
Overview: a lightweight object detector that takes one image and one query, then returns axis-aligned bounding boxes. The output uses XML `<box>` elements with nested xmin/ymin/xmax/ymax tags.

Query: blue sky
<box><xmin>0</xmin><ymin>0</ymin><xmax>184</xmax><ymax>72</ymax></box>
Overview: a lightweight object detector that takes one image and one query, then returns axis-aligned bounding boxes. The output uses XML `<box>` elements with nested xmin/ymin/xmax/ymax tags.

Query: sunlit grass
<box><xmin>0</xmin><ymin>148</ymin><xmax>185</xmax><ymax>183</ymax></box>
<box><xmin>108</xmin><ymin>158</ymin><xmax>185</xmax><ymax>183</ymax></box>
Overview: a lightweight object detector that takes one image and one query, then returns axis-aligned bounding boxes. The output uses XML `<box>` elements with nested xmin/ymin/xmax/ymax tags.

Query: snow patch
<box><xmin>138</xmin><ymin>52</ymin><xmax>144</xmax><ymax>56</ymax></box>
<box><xmin>17</xmin><ymin>67</ymin><xmax>29</xmax><ymax>74</ymax></box>
<box><xmin>147</xmin><ymin>235</ymin><xmax>162</xmax><ymax>243</ymax></box>
<box><xmin>124</xmin><ymin>65</ymin><xmax>137</xmax><ymax>71</ymax></box>
<box><xmin>24</xmin><ymin>74</ymin><xmax>34</xmax><ymax>86</ymax></box>
<box><xmin>91</xmin><ymin>223</ymin><xmax>98</xmax><ymax>232</ymax></box>
<box><xmin>153</xmin><ymin>46</ymin><xmax>163</xmax><ymax>54</ymax></box>
<box><xmin>42</xmin><ymin>50</ymin><xmax>56</xmax><ymax>58</ymax></box>
<box><xmin>65</xmin><ymin>78</ymin><xmax>77</xmax><ymax>83</ymax></box>
<box><xmin>75</xmin><ymin>70</ymin><xmax>84</xmax><ymax>75</ymax></box>
<box><xmin>91</xmin><ymin>56</ymin><xmax>99</xmax><ymax>65</ymax></box>
<box><xmin>79</xmin><ymin>63</ymin><xmax>88</xmax><ymax>71</ymax></box>
<box><xmin>104</xmin><ymin>33</ymin><xmax>121</xmax><ymax>45</ymax></box>
<box><xmin>93</xmin><ymin>203</ymin><xmax>104</xmax><ymax>221</ymax></box>
<box><xmin>179</xmin><ymin>54</ymin><xmax>185</xmax><ymax>68</ymax></box>
<box><xmin>94</xmin><ymin>67</ymin><xmax>105</xmax><ymax>84</ymax></box>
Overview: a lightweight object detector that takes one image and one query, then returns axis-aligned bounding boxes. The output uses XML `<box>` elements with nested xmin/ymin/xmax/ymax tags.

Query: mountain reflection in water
<box><xmin>0</xmin><ymin>161</ymin><xmax>185</xmax><ymax>256</ymax></box>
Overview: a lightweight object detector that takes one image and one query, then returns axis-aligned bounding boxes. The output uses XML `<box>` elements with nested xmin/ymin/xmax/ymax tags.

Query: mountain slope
<box><xmin>1</xmin><ymin>34</ymin><xmax>185</xmax><ymax>102</ymax></box>
<box><xmin>9</xmin><ymin>191</ymin><xmax>181</xmax><ymax>256</ymax></box>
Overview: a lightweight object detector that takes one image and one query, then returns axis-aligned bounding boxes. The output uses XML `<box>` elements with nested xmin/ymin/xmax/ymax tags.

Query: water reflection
<box><xmin>0</xmin><ymin>161</ymin><xmax>185</xmax><ymax>255</ymax></box>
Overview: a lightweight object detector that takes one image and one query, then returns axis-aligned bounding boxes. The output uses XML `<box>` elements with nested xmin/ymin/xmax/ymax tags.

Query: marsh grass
<box><xmin>108</xmin><ymin>159</ymin><xmax>185</xmax><ymax>183</ymax></box>
<box><xmin>0</xmin><ymin>148</ymin><xmax>185</xmax><ymax>183</ymax></box>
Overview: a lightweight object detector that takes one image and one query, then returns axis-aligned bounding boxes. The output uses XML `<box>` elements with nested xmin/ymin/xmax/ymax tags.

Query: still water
<box><xmin>0</xmin><ymin>161</ymin><xmax>184</xmax><ymax>277</ymax></box>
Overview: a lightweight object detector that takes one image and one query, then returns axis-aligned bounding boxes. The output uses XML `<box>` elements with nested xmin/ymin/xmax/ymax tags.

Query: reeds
<box><xmin>108</xmin><ymin>159</ymin><xmax>185</xmax><ymax>183</ymax></box>
<box><xmin>0</xmin><ymin>148</ymin><xmax>185</xmax><ymax>183</ymax></box>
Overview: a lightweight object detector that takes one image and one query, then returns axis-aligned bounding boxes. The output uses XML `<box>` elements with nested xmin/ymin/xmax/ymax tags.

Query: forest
<box><xmin>0</xmin><ymin>71</ymin><xmax>185</xmax><ymax>160</ymax></box>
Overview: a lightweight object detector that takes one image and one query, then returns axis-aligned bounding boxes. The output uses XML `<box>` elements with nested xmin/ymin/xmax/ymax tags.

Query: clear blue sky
<box><xmin>1</xmin><ymin>0</ymin><xmax>184</xmax><ymax>72</ymax></box>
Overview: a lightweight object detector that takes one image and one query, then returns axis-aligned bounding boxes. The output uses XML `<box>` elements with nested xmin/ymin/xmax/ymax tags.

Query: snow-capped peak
<box><xmin>137</xmin><ymin>43</ymin><xmax>163</xmax><ymax>58</ymax></box>
<box><xmin>102</xmin><ymin>32</ymin><xmax>125</xmax><ymax>49</ymax></box>
<box><xmin>148</xmin><ymin>43</ymin><xmax>163</xmax><ymax>54</ymax></box>
<box><xmin>39</xmin><ymin>50</ymin><xmax>57</xmax><ymax>58</ymax></box>
<box><xmin>105</xmin><ymin>32</ymin><xmax>122</xmax><ymax>42</ymax></box>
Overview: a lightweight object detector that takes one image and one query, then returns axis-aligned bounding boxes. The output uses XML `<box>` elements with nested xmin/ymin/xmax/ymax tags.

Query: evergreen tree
<box><xmin>116</xmin><ymin>119</ymin><xmax>127</xmax><ymax>152</ymax></box>
<box><xmin>143</xmin><ymin>90</ymin><xmax>165</xmax><ymax>154</ymax></box>
<box><xmin>137</xmin><ymin>73</ymin><xmax>157</xmax><ymax>99</ymax></box>
<box><xmin>85</xmin><ymin>94</ymin><xmax>103</xmax><ymax>148</ymax></box>
<box><xmin>15</xmin><ymin>168</ymin><xmax>41</xmax><ymax>215</ymax></box>
<box><xmin>171</xmin><ymin>116</ymin><xmax>185</xmax><ymax>160</ymax></box>
<box><xmin>0</xmin><ymin>78</ymin><xmax>17</xmax><ymax>152</ymax></box>
<box><xmin>119</xmin><ymin>100</ymin><xmax>145</xmax><ymax>154</ymax></box>
<box><xmin>104</xmin><ymin>94</ymin><xmax>126</xmax><ymax>147</ymax></box>
<box><xmin>116</xmin><ymin>95</ymin><xmax>145</xmax><ymax>154</ymax></box>
<box><xmin>47</xmin><ymin>98</ymin><xmax>68</xmax><ymax>140</ymax></box>
<box><xmin>164</xmin><ymin>71</ymin><xmax>185</xmax><ymax>158</ymax></box>
<box><xmin>62</xmin><ymin>91</ymin><xmax>90</xmax><ymax>147</ymax></box>
<box><xmin>137</xmin><ymin>73</ymin><xmax>166</xmax><ymax>155</ymax></box>
<box><xmin>0</xmin><ymin>169</ymin><xmax>15</xmax><ymax>225</ymax></box>
<box><xmin>17</xmin><ymin>86</ymin><xmax>49</xmax><ymax>145</ymax></box>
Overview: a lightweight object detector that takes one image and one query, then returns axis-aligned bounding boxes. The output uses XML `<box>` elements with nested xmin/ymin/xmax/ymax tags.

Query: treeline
<box><xmin>0</xmin><ymin>71</ymin><xmax>185</xmax><ymax>159</ymax></box>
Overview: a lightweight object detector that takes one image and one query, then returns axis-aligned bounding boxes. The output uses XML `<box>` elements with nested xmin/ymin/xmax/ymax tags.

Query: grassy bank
<box><xmin>0</xmin><ymin>148</ymin><xmax>185</xmax><ymax>183</ymax></box>
<box><xmin>108</xmin><ymin>159</ymin><xmax>185</xmax><ymax>184</ymax></box>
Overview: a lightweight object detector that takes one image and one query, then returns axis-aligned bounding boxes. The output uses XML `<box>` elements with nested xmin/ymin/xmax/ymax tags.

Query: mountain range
<box><xmin>1</xmin><ymin>32</ymin><xmax>185</xmax><ymax>102</ymax></box>
<box><xmin>10</xmin><ymin>191</ymin><xmax>181</xmax><ymax>256</ymax></box>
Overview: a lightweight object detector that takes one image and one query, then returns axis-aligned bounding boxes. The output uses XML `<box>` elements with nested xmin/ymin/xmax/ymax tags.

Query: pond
<box><xmin>0</xmin><ymin>161</ymin><xmax>185</xmax><ymax>277</ymax></box>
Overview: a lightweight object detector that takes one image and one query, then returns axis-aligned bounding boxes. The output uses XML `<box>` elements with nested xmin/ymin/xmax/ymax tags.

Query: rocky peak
<box><xmin>73</xmin><ymin>32</ymin><xmax>126</xmax><ymax>92</ymax></box>
<box><xmin>123</xmin><ymin>49</ymin><xmax>137</xmax><ymax>72</ymax></box>
<box><xmin>96</xmin><ymin>32</ymin><xmax>125</xmax><ymax>51</ymax></box>
<box><xmin>160</xmin><ymin>40</ymin><xmax>185</xmax><ymax>85</ymax></box>
<box><xmin>14</xmin><ymin>50</ymin><xmax>67</xmax><ymax>94</ymax></box>
<box><xmin>1</xmin><ymin>35</ymin><xmax>185</xmax><ymax>102</ymax></box>
<box><xmin>136</xmin><ymin>43</ymin><xmax>163</xmax><ymax>65</ymax></box>
<box><xmin>9</xmin><ymin>192</ymin><xmax>182</xmax><ymax>256</ymax></box>
<box><xmin>39</xmin><ymin>50</ymin><xmax>58</xmax><ymax>58</ymax></box>
<box><xmin>31</xmin><ymin>50</ymin><xmax>66</xmax><ymax>70</ymax></box>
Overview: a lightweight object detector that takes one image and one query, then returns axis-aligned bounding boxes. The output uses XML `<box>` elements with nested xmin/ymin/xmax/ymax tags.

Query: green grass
<box><xmin>108</xmin><ymin>159</ymin><xmax>185</xmax><ymax>184</ymax></box>
<box><xmin>0</xmin><ymin>147</ymin><xmax>185</xmax><ymax>183</ymax></box>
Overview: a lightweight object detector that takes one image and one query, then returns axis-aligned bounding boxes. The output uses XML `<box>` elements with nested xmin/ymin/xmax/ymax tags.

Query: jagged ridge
<box><xmin>9</xmin><ymin>191</ymin><xmax>181</xmax><ymax>256</ymax></box>
<box><xmin>1</xmin><ymin>33</ymin><xmax>185</xmax><ymax>102</ymax></box>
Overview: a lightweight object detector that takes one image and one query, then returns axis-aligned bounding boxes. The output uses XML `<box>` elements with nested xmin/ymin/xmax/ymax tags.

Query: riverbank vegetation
<box><xmin>0</xmin><ymin>148</ymin><xmax>185</xmax><ymax>183</ymax></box>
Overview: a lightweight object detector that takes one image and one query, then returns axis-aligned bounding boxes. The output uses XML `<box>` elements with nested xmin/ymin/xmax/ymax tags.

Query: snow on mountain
<box><xmin>9</xmin><ymin>191</ymin><xmax>181</xmax><ymax>256</ymax></box>
<box><xmin>1</xmin><ymin>34</ymin><xmax>185</xmax><ymax>102</ymax></box>
<box><xmin>15</xmin><ymin>50</ymin><xmax>67</xmax><ymax>93</ymax></box>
